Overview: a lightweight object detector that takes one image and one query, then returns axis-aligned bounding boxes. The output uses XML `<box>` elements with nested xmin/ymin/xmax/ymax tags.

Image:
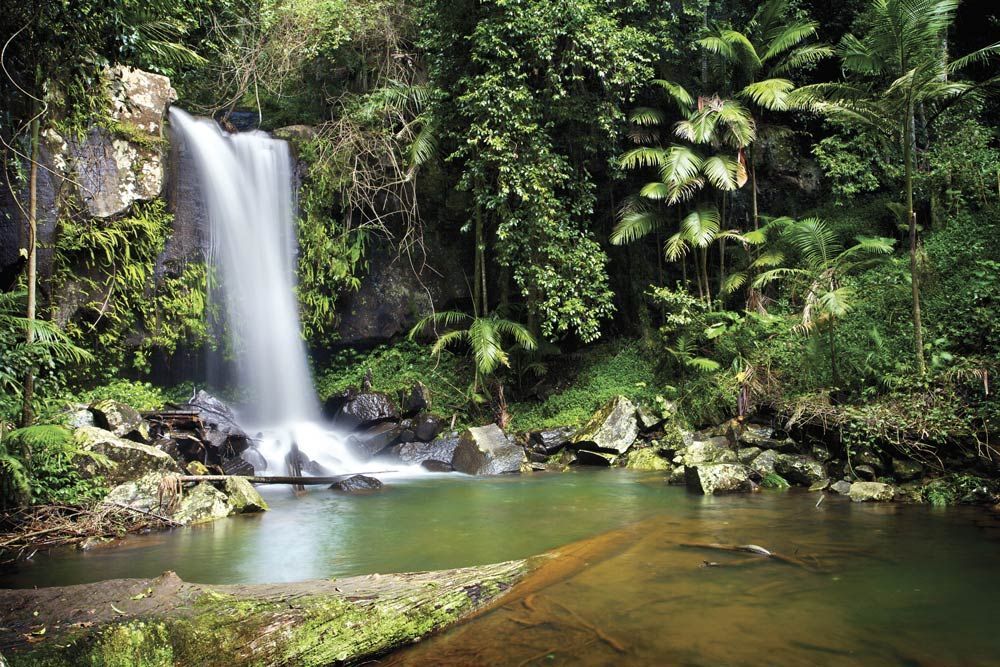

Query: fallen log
<box><xmin>170</xmin><ymin>472</ymin><xmax>397</xmax><ymax>485</ymax></box>
<box><xmin>0</xmin><ymin>563</ymin><xmax>529</xmax><ymax>665</ymax></box>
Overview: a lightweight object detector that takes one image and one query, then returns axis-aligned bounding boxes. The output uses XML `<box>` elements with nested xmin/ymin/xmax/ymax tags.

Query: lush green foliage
<box><xmin>0</xmin><ymin>426</ymin><xmax>109</xmax><ymax>508</ymax></box>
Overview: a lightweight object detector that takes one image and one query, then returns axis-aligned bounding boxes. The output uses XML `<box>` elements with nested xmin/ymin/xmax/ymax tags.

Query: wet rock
<box><xmin>678</xmin><ymin>437</ymin><xmax>736</xmax><ymax>466</ymax></box>
<box><xmin>528</xmin><ymin>427</ymin><xmax>574</xmax><ymax>455</ymax></box>
<box><xmin>830</xmin><ymin>480</ymin><xmax>853</xmax><ymax>495</ymax></box>
<box><xmin>775</xmin><ymin>454</ymin><xmax>826</xmax><ymax>486</ymax></box>
<box><xmin>809</xmin><ymin>479</ymin><xmax>830</xmax><ymax>492</ymax></box>
<box><xmin>74</xmin><ymin>426</ymin><xmax>180</xmax><ymax>485</ymax></box>
<box><xmin>221</xmin><ymin>456</ymin><xmax>255</xmax><ymax>477</ymax></box>
<box><xmin>737</xmin><ymin>446</ymin><xmax>762</xmax><ymax>462</ymax></box>
<box><xmin>241</xmin><ymin>447</ymin><xmax>268</xmax><ymax>473</ymax></box>
<box><xmin>666</xmin><ymin>465</ymin><xmax>687</xmax><ymax>485</ymax></box>
<box><xmin>624</xmin><ymin>448</ymin><xmax>671</xmax><ymax>471</ymax></box>
<box><xmin>90</xmin><ymin>399</ymin><xmax>150</xmax><ymax>442</ymax></box>
<box><xmin>452</xmin><ymin>425</ymin><xmax>526</xmax><ymax>475</ymax></box>
<box><xmin>173</xmin><ymin>483</ymin><xmax>234</xmax><ymax>525</ymax></box>
<box><xmin>331</xmin><ymin>392</ymin><xmax>400</xmax><ymax>431</ymax></box>
<box><xmin>546</xmin><ymin>448</ymin><xmax>577</xmax><ymax>470</ymax></box>
<box><xmin>330</xmin><ymin>475</ymin><xmax>384</xmax><ymax>493</ymax></box>
<box><xmin>398</xmin><ymin>382</ymin><xmax>431</xmax><ymax>417</ymax></box>
<box><xmin>571</xmin><ymin>396</ymin><xmax>638</xmax><ymax>455</ymax></box>
<box><xmin>348</xmin><ymin>422</ymin><xmax>402</xmax><ymax>460</ymax></box>
<box><xmin>749</xmin><ymin>449</ymin><xmax>780</xmax><ymax>477</ymax></box>
<box><xmin>852</xmin><ymin>464</ymin><xmax>877</xmax><ymax>481</ymax></box>
<box><xmin>892</xmin><ymin>458</ymin><xmax>924</xmax><ymax>482</ymax></box>
<box><xmin>526</xmin><ymin>448</ymin><xmax>549</xmax><ymax>464</ymax></box>
<box><xmin>413</xmin><ymin>414</ymin><xmax>444</xmax><ymax>442</ymax></box>
<box><xmin>187</xmin><ymin>390</ymin><xmax>250</xmax><ymax>458</ymax></box>
<box><xmin>849</xmin><ymin>481</ymin><xmax>895</xmax><ymax>502</ymax></box>
<box><xmin>853</xmin><ymin>447</ymin><xmax>886</xmax><ymax>471</ymax></box>
<box><xmin>421</xmin><ymin>460</ymin><xmax>453</xmax><ymax>473</ymax></box>
<box><xmin>392</xmin><ymin>436</ymin><xmax>460</xmax><ymax>466</ymax></box>
<box><xmin>685</xmin><ymin>464</ymin><xmax>752</xmax><ymax>495</ymax></box>
<box><xmin>224</xmin><ymin>477</ymin><xmax>269</xmax><ymax>513</ymax></box>
<box><xmin>321</xmin><ymin>389</ymin><xmax>355</xmax><ymax>420</ymax></box>
<box><xmin>575</xmin><ymin>449</ymin><xmax>618</xmax><ymax>466</ymax></box>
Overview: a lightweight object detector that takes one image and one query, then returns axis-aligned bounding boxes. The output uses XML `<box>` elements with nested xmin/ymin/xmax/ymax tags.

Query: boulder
<box><xmin>570</xmin><ymin>396</ymin><xmax>638</xmax><ymax>455</ymax></box>
<box><xmin>347</xmin><ymin>422</ymin><xmax>402</xmax><ymax>460</ymax></box>
<box><xmin>830</xmin><ymin>480</ymin><xmax>853</xmax><ymax>495</ymax></box>
<box><xmin>685</xmin><ymin>464</ymin><xmax>753</xmax><ymax>495</ymax></box>
<box><xmin>808</xmin><ymin>479</ymin><xmax>830</xmax><ymax>492</ymax></box>
<box><xmin>811</xmin><ymin>443</ymin><xmax>833</xmax><ymax>462</ymax></box>
<box><xmin>90</xmin><ymin>399</ymin><xmax>150</xmax><ymax>442</ymax></box>
<box><xmin>737</xmin><ymin>446</ymin><xmax>761</xmax><ymax>463</ymax></box>
<box><xmin>186</xmin><ymin>461</ymin><xmax>210</xmax><ymax>475</ymax></box>
<box><xmin>331</xmin><ymin>392</ymin><xmax>400</xmax><ymax>431</ymax></box>
<box><xmin>546</xmin><ymin>448</ymin><xmax>577</xmax><ymax>470</ymax></box>
<box><xmin>65</xmin><ymin>404</ymin><xmax>96</xmax><ymax>429</ymax></box>
<box><xmin>892</xmin><ymin>458</ymin><xmax>923</xmax><ymax>482</ymax></box>
<box><xmin>224</xmin><ymin>477</ymin><xmax>269</xmax><ymax>513</ymax></box>
<box><xmin>852</xmin><ymin>464</ymin><xmax>877</xmax><ymax>481</ymax></box>
<box><xmin>392</xmin><ymin>437</ymin><xmax>460</xmax><ymax>466</ymax></box>
<box><xmin>452</xmin><ymin>425</ymin><xmax>526</xmax><ymax>475</ymax></box>
<box><xmin>774</xmin><ymin>454</ymin><xmax>826</xmax><ymax>486</ymax></box>
<box><xmin>528</xmin><ymin>427</ymin><xmax>574</xmax><ymax>455</ymax></box>
<box><xmin>421</xmin><ymin>460</ymin><xmax>453</xmax><ymax>473</ymax></box>
<box><xmin>635</xmin><ymin>404</ymin><xmax>665</xmax><ymax>432</ymax></box>
<box><xmin>624</xmin><ymin>448</ymin><xmax>671</xmax><ymax>471</ymax></box>
<box><xmin>413</xmin><ymin>414</ymin><xmax>444</xmax><ymax>442</ymax></box>
<box><xmin>74</xmin><ymin>426</ymin><xmax>180</xmax><ymax>485</ymax></box>
<box><xmin>187</xmin><ymin>391</ymin><xmax>250</xmax><ymax>458</ymax></box>
<box><xmin>678</xmin><ymin>437</ymin><xmax>736</xmax><ymax>466</ymax></box>
<box><xmin>102</xmin><ymin>472</ymin><xmax>175</xmax><ymax>514</ymax></box>
<box><xmin>221</xmin><ymin>456</ymin><xmax>255</xmax><ymax>477</ymax></box>
<box><xmin>849</xmin><ymin>481</ymin><xmax>895</xmax><ymax>503</ymax></box>
<box><xmin>241</xmin><ymin>447</ymin><xmax>268</xmax><ymax>473</ymax></box>
<box><xmin>575</xmin><ymin>449</ymin><xmax>618</xmax><ymax>466</ymax></box>
<box><xmin>738</xmin><ymin>424</ymin><xmax>798</xmax><ymax>452</ymax></box>
<box><xmin>330</xmin><ymin>475</ymin><xmax>384</xmax><ymax>493</ymax></box>
<box><xmin>398</xmin><ymin>383</ymin><xmax>431</xmax><ymax>416</ymax></box>
<box><xmin>749</xmin><ymin>449</ymin><xmax>781</xmax><ymax>477</ymax></box>
<box><xmin>173</xmin><ymin>483</ymin><xmax>234</xmax><ymax>525</ymax></box>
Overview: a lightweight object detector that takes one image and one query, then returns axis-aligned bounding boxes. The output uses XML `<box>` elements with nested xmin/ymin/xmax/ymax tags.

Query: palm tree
<box><xmin>790</xmin><ymin>0</ymin><xmax>1000</xmax><ymax>374</ymax></box>
<box><xmin>697</xmin><ymin>0</ymin><xmax>833</xmax><ymax>230</ymax></box>
<box><xmin>408</xmin><ymin>310</ymin><xmax>536</xmax><ymax>406</ymax></box>
<box><xmin>612</xmin><ymin>86</ymin><xmax>755</xmax><ymax>304</ymax></box>
<box><xmin>754</xmin><ymin>218</ymin><xmax>895</xmax><ymax>384</ymax></box>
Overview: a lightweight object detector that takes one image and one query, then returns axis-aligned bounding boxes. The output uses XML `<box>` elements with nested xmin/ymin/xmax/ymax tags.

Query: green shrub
<box><xmin>0</xmin><ymin>425</ymin><xmax>109</xmax><ymax>507</ymax></box>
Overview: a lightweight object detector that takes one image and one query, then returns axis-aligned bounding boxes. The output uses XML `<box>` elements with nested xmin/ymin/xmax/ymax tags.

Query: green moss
<box><xmin>85</xmin><ymin>622</ymin><xmax>174</xmax><ymax>667</ymax></box>
<box><xmin>624</xmin><ymin>448</ymin><xmax>671</xmax><ymax>471</ymax></box>
<box><xmin>761</xmin><ymin>473</ymin><xmax>791</xmax><ymax>489</ymax></box>
<box><xmin>101</xmin><ymin>118</ymin><xmax>169</xmax><ymax>152</ymax></box>
<box><xmin>510</xmin><ymin>342</ymin><xmax>658</xmax><ymax>431</ymax></box>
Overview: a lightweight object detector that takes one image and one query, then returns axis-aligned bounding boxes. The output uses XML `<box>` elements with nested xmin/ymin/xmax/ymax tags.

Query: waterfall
<box><xmin>169</xmin><ymin>108</ymin><xmax>359</xmax><ymax>473</ymax></box>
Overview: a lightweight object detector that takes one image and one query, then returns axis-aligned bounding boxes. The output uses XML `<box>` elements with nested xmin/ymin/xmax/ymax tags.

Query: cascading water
<box><xmin>169</xmin><ymin>108</ymin><xmax>361</xmax><ymax>474</ymax></box>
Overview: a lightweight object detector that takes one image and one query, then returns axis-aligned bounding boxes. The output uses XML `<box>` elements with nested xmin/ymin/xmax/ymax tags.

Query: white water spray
<box><xmin>169</xmin><ymin>108</ymin><xmax>361</xmax><ymax>473</ymax></box>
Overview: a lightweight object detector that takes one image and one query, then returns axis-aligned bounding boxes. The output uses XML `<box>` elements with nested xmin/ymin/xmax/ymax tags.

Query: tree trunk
<box><xmin>700</xmin><ymin>246</ymin><xmax>711</xmax><ymax>306</ymax></box>
<box><xmin>829</xmin><ymin>321</ymin><xmax>838</xmax><ymax>387</ymax></box>
<box><xmin>905</xmin><ymin>103</ymin><xmax>926</xmax><ymax>375</ymax></box>
<box><xmin>20</xmin><ymin>115</ymin><xmax>40</xmax><ymax>428</ymax></box>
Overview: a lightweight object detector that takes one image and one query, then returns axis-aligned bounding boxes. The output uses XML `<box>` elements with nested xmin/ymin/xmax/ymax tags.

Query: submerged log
<box><xmin>0</xmin><ymin>563</ymin><xmax>529</xmax><ymax>665</ymax></box>
<box><xmin>171</xmin><ymin>472</ymin><xmax>396</xmax><ymax>485</ymax></box>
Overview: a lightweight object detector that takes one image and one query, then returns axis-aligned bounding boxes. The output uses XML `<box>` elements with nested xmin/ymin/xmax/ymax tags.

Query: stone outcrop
<box><xmin>571</xmin><ymin>396</ymin><xmax>638</xmax><ymax>455</ymax></box>
<box><xmin>330</xmin><ymin>474</ymin><xmax>385</xmax><ymax>493</ymax></box>
<box><xmin>685</xmin><ymin>464</ymin><xmax>753</xmax><ymax>495</ymax></box>
<box><xmin>172</xmin><ymin>483</ymin><xmax>235</xmax><ymax>525</ymax></box>
<box><xmin>392</xmin><ymin>437</ymin><xmax>460</xmax><ymax>467</ymax></box>
<box><xmin>90</xmin><ymin>399</ymin><xmax>150</xmax><ymax>442</ymax></box>
<box><xmin>74</xmin><ymin>426</ymin><xmax>180</xmax><ymax>485</ymax></box>
<box><xmin>452</xmin><ymin>425</ymin><xmax>525</xmax><ymax>475</ymax></box>
<box><xmin>849</xmin><ymin>481</ymin><xmax>896</xmax><ymax>502</ymax></box>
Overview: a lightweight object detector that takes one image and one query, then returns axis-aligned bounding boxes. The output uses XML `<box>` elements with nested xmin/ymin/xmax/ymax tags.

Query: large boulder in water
<box><xmin>774</xmin><ymin>453</ymin><xmax>826</xmax><ymax>486</ymax></box>
<box><xmin>330</xmin><ymin>392</ymin><xmax>400</xmax><ymax>431</ymax></box>
<box><xmin>678</xmin><ymin>436</ymin><xmax>736</xmax><ymax>466</ymax></box>
<box><xmin>90</xmin><ymin>399</ymin><xmax>150</xmax><ymax>442</ymax></box>
<box><xmin>413</xmin><ymin>414</ymin><xmax>444</xmax><ymax>442</ymax></box>
<box><xmin>685</xmin><ymin>464</ymin><xmax>752</xmax><ymax>495</ymax></box>
<box><xmin>570</xmin><ymin>396</ymin><xmax>638</xmax><ymax>455</ymax></box>
<box><xmin>849</xmin><ymin>481</ymin><xmax>895</xmax><ymax>502</ymax></box>
<box><xmin>173</xmin><ymin>483</ymin><xmax>235</xmax><ymax>525</ymax></box>
<box><xmin>224</xmin><ymin>477</ymin><xmax>269</xmax><ymax>513</ymax></box>
<box><xmin>528</xmin><ymin>427</ymin><xmax>574</xmax><ymax>455</ymax></box>
<box><xmin>103</xmin><ymin>471</ymin><xmax>176</xmax><ymax>514</ymax></box>
<box><xmin>398</xmin><ymin>382</ymin><xmax>431</xmax><ymax>417</ymax></box>
<box><xmin>392</xmin><ymin>436</ymin><xmax>460</xmax><ymax>466</ymax></box>
<box><xmin>452</xmin><ymin>425</ymin><xmax>525</xmax><ymax>475</ymax></box>
<box><xmin>330</xmin><ymin>475</ymin><xmax>384</xmax><ymax>493</ymax></box>
<box><xmin>187</xmin><ymin>390</ymin><xmax>250</xmax><ymax>458</ymax></box>
<box><xmin>74</xmin><ymin>426</ymin><xmax>180</xmax><ymax>485</ymax></box>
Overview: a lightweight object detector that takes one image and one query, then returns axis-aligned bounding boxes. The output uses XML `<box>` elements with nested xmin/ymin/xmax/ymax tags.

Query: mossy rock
<box><xmin>224</xmin><ymin>477</ymin><xmax>268</xmax><ymax>513</ymax></box>
<box><xmin>172</xmin><ymin>483</ymin><xmax>233</xmax><ymax>525</ymax></box>
<box><xmin>75</xmin><ymin>426</ymin><xmax>180</xmax><ymax>486</ymax></box>
<box><xmin>624</xmin><ymin>448</ymin><xmax>671</xmax><ymax>471</ymax></box>
<box><xmin>570</xmin><ymin>396</ymin><xmax>638</xmax><ymax>455</ymax></box>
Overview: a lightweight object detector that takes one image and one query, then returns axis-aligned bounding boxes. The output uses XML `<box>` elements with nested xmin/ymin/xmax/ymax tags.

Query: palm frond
<box><xmin>787</xmin><ymin>217</ymin><xmax>841</xmax><ymax>267</ymax></box>
<box><xmin>701</xmin><ymin>155</ymin><xmax>740</xmax><ymax>190</ymax></box>
<box><xmin>650</xmin><ymin>80</ymin><xmax>695</xmax><ymax>111</ymax></box>
<box><xmin>680</xmin><ymin>206</ymin><xmax>721</xmax><ymax>248</ymax></box>
<box><xmin>629</xmin><ymin>107</ymin><xmax>667</xmax><ymax>126</ymax></box>
<box><xmin>762</xmin><ymin>20</ymin><xmax>819</xmax><ymax>62</ymax></box>
<box><xmin>740</xmin><ymin>78</ymin><xmax>795</xmax><ymax>111</ymax></box>
<box><xmin>620</xmin><ymin>146</ymin><xmax>669</xmax><ymax>169</ymax></box>
<box><xmin>611</xmin><ymin>211</ymin><xmax>662</xmax><ymax>245</ymax></box>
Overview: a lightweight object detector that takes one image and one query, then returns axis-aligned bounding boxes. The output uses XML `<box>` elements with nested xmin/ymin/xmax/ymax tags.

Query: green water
<box><xmin>4</xmin><ymin>470</ymin><xmax>1000</xmax><ymax>665</ymax></box>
